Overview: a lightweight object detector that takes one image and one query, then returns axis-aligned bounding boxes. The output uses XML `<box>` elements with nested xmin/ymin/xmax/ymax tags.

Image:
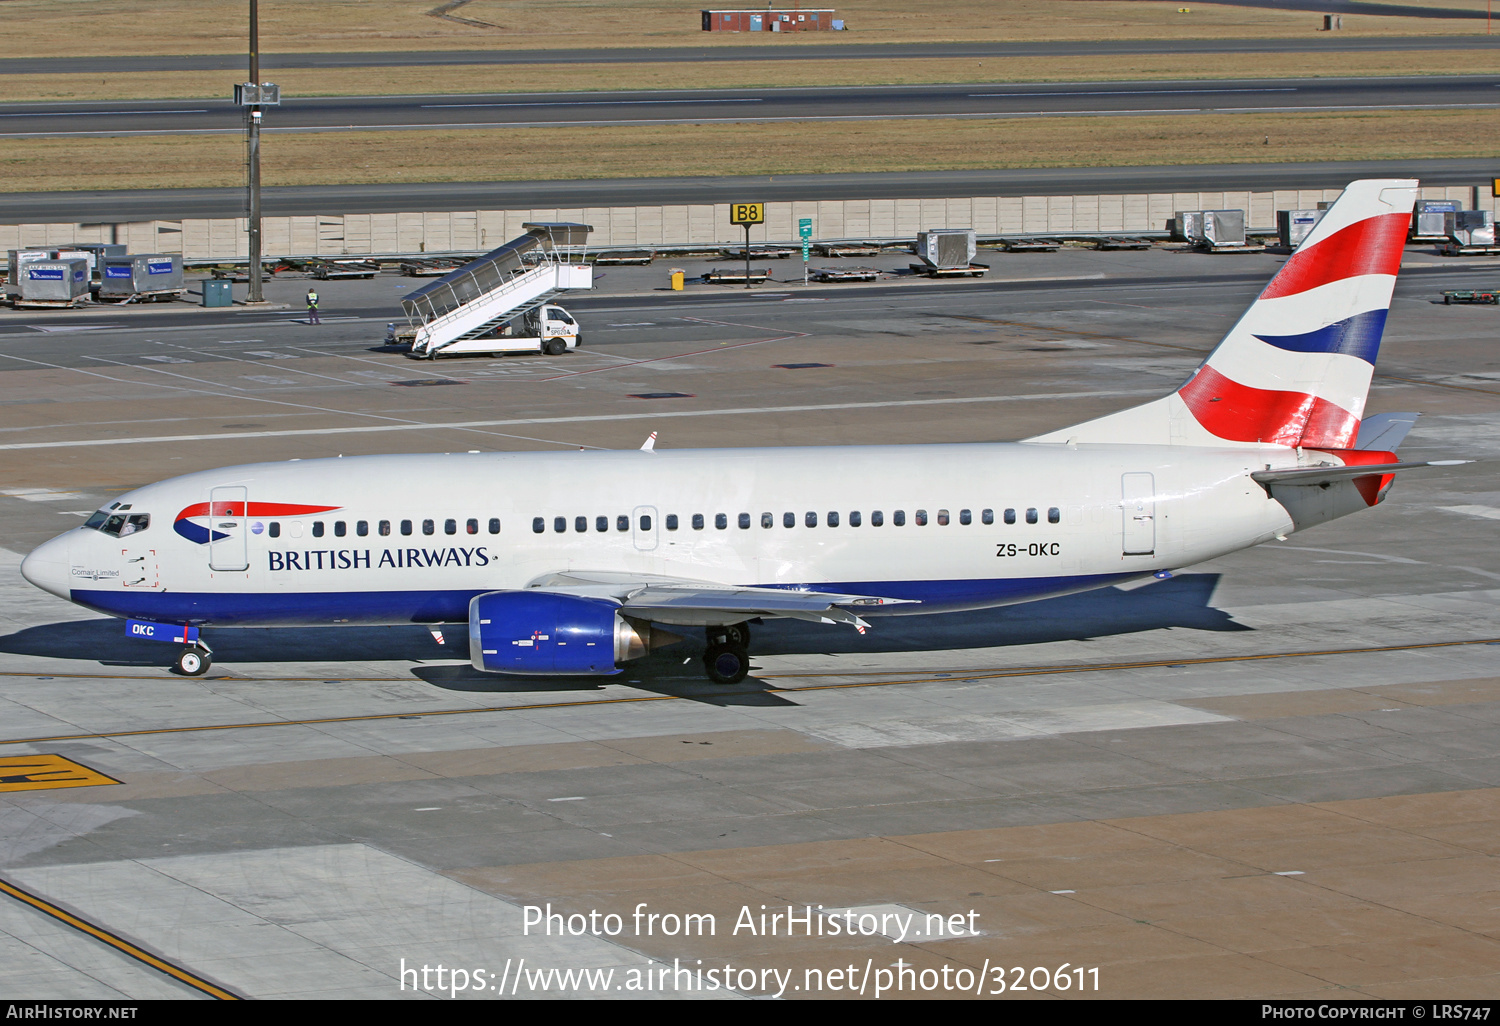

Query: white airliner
<box><xmin>21</xmin><ymin>179</ymin><xmax>1462</xmax><ymax>682</ymax></box>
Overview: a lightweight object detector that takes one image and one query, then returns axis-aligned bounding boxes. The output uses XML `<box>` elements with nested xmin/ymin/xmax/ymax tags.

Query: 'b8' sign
<box><xmin>730</xmin><ymin>203</ymin><xmax>764</xmax><ymax>226</ymax></box>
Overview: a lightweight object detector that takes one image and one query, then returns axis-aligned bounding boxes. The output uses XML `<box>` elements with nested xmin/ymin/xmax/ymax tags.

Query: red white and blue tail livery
<box><xmin>21</xmin><ymin>179</ymin><xmax>1467</xmax><ymax>682</ymax></box>
<box><xmin>1031</xmin><ymin>179</ymin><xmax>1414</xmax><ymax>450</ymax></box>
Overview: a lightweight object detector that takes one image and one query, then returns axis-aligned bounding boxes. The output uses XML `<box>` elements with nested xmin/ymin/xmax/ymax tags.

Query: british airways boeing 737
<box><xmin>20</xmin><ymin>179</ymin><xmax>1462</xmax><ymax>682</ymax></box>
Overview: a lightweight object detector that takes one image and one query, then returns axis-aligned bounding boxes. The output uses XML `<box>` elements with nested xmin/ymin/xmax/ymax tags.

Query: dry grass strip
<box><xmin>1</xmin><ymin>109</ymin><xmax>1491</xmax><ymax>194</ymax></box>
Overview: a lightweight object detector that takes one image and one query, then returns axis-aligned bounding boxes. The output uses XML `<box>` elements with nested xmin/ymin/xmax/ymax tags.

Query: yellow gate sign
<box><xmin>730</xmin><ymin>203</ymin><xmax>764</xmax><ymax>226</ymax></box>
<box><xmin>0</xmin><ymin>754</ymin><xmax>120</xmax><ymax>792</ymax></box>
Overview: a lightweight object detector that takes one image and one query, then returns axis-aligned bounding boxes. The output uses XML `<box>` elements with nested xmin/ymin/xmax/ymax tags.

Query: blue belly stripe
<box><xmin>71</xmin><ymin>572</ymin><xmax>1142</xmax><ymax>627</ymax></box>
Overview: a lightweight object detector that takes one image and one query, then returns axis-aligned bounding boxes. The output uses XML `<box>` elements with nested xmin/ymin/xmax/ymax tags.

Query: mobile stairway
<box><xmin>402</xmin><ymin>222</ymin><xmax>593</xmax><ymax>358</ymax></box>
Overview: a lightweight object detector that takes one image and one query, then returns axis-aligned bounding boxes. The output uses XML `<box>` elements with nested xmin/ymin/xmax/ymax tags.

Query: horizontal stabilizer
<box><xmin>1355</xmin><ymin>412</ymin><xmax>1419</xmax><ymax>451</ymax></box>
<box><xmin>1252</xmin><ymin>459</ymin><xmax>1468</xmax><ymax>487</ymax></box>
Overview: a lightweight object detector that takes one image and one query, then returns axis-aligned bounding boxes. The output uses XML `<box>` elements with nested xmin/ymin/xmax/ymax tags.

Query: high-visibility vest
<box><xmin>307</xmin><ymin>291</ymin><xmax>318</xmax><ymax>305</ymax></box>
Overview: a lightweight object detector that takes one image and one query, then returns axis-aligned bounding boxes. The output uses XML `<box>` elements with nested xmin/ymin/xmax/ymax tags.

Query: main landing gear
<box><xmin>175</xmin><ymin>644</ymin><xmax>212</xmax><ymax>676</ymax></box>
<box><xmin>703</xmin><ymin>622</ymin><xmax>751</xmax><ymax>685</ymax></box>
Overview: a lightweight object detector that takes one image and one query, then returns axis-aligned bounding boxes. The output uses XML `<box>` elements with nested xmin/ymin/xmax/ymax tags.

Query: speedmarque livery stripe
<box><xmin>1252</xmin><ymin>308</ymin><xmax>1388</xmax><ymax>366</ymax></box>
<box><xmin>1259</xmin><ymin>211</ymin><xmax>1409</xmax><ymax>300</ymax></box>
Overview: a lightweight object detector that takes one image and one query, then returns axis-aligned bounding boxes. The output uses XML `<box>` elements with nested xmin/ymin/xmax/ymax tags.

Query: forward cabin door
<box><xmin>1121</xmin><ymin>473</ymin><xmax>1156</xmax><ymax>556</ymax></box>
<box><xmin>209</xmin><ymin>485</ymin><xmax>250</xmax><ymax>571</ymax></box>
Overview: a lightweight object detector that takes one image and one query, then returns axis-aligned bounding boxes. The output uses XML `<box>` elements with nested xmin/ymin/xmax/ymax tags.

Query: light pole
<box><xmin>237</xmin><ymin>0</ymin><xmax>277</xmax><ymax>303</ymax></box>
<box><xmin>247</xmin><ymin>0</ymin><xmax>263</xmax><ymax>303</ymax></box>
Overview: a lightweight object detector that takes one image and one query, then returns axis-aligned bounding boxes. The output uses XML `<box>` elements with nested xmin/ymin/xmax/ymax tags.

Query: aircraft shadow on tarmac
<box><xmin>0</xmin><ymin>575</ymin><xmax>1242</xmax><ymax>703</ymax></box>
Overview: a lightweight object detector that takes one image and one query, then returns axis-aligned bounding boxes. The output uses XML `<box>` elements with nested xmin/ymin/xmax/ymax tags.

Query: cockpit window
<box><xmin>86</xmin><ymin>511</ymin><xmax>149</xmax><ymax>536</ymax></box>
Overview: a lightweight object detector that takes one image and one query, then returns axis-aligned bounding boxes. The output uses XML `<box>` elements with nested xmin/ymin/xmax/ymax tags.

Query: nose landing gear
<box><xmin>175</xmin><ymin>644</ymin><xmax>212</xmax><ymax>676</ymax></box>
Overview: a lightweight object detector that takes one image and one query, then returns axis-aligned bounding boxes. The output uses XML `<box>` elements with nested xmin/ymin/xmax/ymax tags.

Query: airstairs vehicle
<box><xmin>401</xmin><ymin>222</ymin><xmax>593</xmax><ymax>359</ymax></box>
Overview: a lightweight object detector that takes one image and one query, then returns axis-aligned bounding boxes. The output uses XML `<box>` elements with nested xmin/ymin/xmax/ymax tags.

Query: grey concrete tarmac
<box><xmin>5</xmin><ymin>76</ymin><xmax>1496</xmax><ymax>139</ymax></box>
<box><xmin>0</xmin><ymin>243</ymin><xmax>1495</xmax><ymax>999</ymax></box>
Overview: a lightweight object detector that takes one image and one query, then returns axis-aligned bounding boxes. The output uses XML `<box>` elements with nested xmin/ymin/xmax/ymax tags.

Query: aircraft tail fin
<box><xmin>1027</xmin><ymin>179</ymin><xmax>1418</xmax><ymax>448</ymax></box>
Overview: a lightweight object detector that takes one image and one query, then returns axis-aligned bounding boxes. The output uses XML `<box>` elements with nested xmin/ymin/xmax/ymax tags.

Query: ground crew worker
<box><xmin>306</xmin><ymin>288</ymin><xmax>320</xmax><ymax>324</ymax></box>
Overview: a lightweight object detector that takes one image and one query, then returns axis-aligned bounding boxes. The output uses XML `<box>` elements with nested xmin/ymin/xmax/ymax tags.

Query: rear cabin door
<box><xmin>1121</xmin><ymin>473</ymin><xmax>1156</xmax><ymax>556</ymax></box>
<box><xmin>209</xmin><ymin>485</ymin><xmax>250</xmax><ymax>571</ymax></box>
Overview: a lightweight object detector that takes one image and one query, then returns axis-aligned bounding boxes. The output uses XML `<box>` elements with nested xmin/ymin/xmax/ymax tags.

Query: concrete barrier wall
<box><xmin>0</xmin><ymin>185</ymin><xmax>1486</xmax><ymax>260</ymax></box>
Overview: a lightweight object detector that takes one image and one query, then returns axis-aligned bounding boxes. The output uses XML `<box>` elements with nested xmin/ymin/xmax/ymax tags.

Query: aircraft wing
<box><xmin>525</xmin><ymin>570</ymin><xmax>918</xmax><ymax>628</ymax></box>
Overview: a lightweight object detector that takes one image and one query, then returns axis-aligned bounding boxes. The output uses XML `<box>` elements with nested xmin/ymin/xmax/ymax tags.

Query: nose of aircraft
<box><xmin>21</xmin><ymin>533</ymin><xmax>72</xmax><ymax>600</ymax></box>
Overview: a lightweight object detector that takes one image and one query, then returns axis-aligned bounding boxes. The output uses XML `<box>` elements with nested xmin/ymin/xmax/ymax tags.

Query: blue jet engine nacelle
<box><xmin>468</xmin><ymin>591</ymin><xmax>678</xmax><ymax>675</ymax></box>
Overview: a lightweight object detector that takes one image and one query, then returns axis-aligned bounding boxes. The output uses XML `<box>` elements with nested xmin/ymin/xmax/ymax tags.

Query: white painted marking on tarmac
<box><xmin>0</xmin><ymin>108</ymin><xmax>208</xmax><ymax>116</ymax></box>
<box><xmin>422</xmin><ymin>97</ymin><xmax>763</xmax><ymax>107</ymax></box>
<box><xmin>547</xmin><ymin>796</ymin><xmax>588</xmax><ymax>802</ymax></box>
<box><xmin>0</xmin><ymin>389</ymin><xmax>1158</xmax><ymax>450</ymax></box>
<box><xmin>809</xmin><ymin>700</ymin><xmax>1232</xmax><ymax>749</ymax></box>
<box><xmin>1273</xmin><ymin>871</ymin><xmax>1304</xmax><ymax>876</ymax></box>
<box><xmin>11</xmin><ymin>103</ymin><xmax>1500</xmax><ymax>136</ymax></box>
<box><xmin>971</xmin><ymin>87</ymin><xmax>1297</xmax><ymax>97</ymax></box>
<box><xmin>1050</xmin><ymin>890</ymin><xmax>1076</xmax><ymax>894</ymax></box>
<box><xmin>2</xmin><ymin>488</ymin><xmax>87</xmax><ymax>502</ymax></box>
<box><xmin>27</xmin><ymin>325</ymin><xmax>122</xmax><ymax>333</ymax></box>
<box><xmin>1441</xmin><ymin>505</ymin><xmax>1500</xmax><ymax>521</ymax></box>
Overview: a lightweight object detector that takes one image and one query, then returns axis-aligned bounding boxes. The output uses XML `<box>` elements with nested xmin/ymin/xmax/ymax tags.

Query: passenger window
<box><xmin>715</xmin><ymin>513</ymin><xmax>727</xmax><ymax>530</ymax></box>
<box><xmin>893</xmin><ymin>510</ymin><xmax>905</xmax><ymax>526</ymax></box>
<box><xmin>533</xmin><ymin>517</ymin><xmax>545</xmax><ymax>534</ymax></box>
<box><xmin>667</xmin><ymin>514</ymin><xmax>680</xmax><ymax>531</ymax></box>
<box><xmin>937</xmin><ymin>509</ymin><xmax>950</xmax><ymax>526</ymax></box>
<box><xmin>379</xmin><ymin>520</ymin><xmax>391</xmax><ymax>536</ymax></box>
<box><xmin>805</xmin><ymin>511</ymin><xmax>818</xmax><ymax>528</ymax></box>
<box><xmin>1048</xmin><ymin>507</ymin><xmax>1061</xmax><ymax>524</ymax></box>
<box><xmin>357</xmin><ymin>520</ymin><xmax>369</xmax><ymax>537</ymax></box>
<box><xmin>872</xmin><ymin>510</ymin><xmax>884</xmax><ymax>527</ymax></box>
<box><xmin>401</xmin><ymin>519</ymin><xmax>413</xmax><ymax>536</ymax></box>
<box><xmin>850</xmin><ymin>511</ymin><xmax>862</xmax><ymax>527</ymax></box>
<box><xmin>595</xmin><ymin>516</ymin><xmax>607</xmax><ymax>533</ymax></box>
<box><xmin>1004</xmin><ymin>509</ymin><xmax>1016</xmax><ymax>525</ymax></box>
<box><xmin>1026</xmin><ymin>508</ymin><xmax>1038</xmax><ymax>524</ymax></box>
<box><xmin>915</xmin><ymin>510</ymin><xmax>927</xmax><ymax>526</ymax></box>
<box><xmin>489</xmin><ymin>518</ymin><xmax>501</xmax><ymax>534</ymax></box>
<box><xmin>783</xmin><ymin>512</ymin><xmax>795</xmax><ymax>528</ymax></box>
<box><xmin>639</xmin><ymin>514</ymin><xmax>652</xmax><ymax>531</ymax></box>
<box><xmin>269</xmin><ymin>522</ymin><xmax>281</xmax><ymax>538</ymax></box>
<box><xmin>334</xmin><ymin>521</ymin><xmax>346</xmax><ymax>537</ymax></box>
<box><xmin>553</xmin><ymin>517</ymin><xmax>566</xmax><ymax>533</ymax></box>
<box><xmin>440</xmin><ymin>518</ymin><xmax>453</xmax><ymax>535</ymax></box>
<box><xmin>761</xmin><ymin>512</ymin><xmax>773</xmax><ymax>529</ymax></box>
<box><xmin>690</xmin><ymin>514</ymin><xmax>702</xmax><ymax>530</ymax></box>
<box><xmin>467</xmin><ymin>518</ymin><xmax>478</xmax><ymax>535</ymax></box>
<box><xmin>312</xmin><ymin>521</ymin><xmax>325</xmax><ymax>538</ymax></box>
<box><xmin>959</xmin><ymin>509</ymin><xmax>971</xmax><ymax>526</ymax></box>
<box><xmin>982</xmin><ymin>509</ymin><xmax>993</xmax><ymax>525</ymax></box>
<box><xmin>827</xmin><ymin>511</ymin><xmax>839</xmax><ymax>527</ymax></box>
<box><xmin>617</xmin><ymin>515</ymin><xmax>629</xmax><ymax>531</ymax></box>
<box><xmin>574</xmin><ymin>516</ymin><xmax>587</xmax><ymax>533</ymax></box>
<box><xmin>739</xmin><ymin>513</ymin><xmax>751</xmax><ymax>529</ymax></box>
